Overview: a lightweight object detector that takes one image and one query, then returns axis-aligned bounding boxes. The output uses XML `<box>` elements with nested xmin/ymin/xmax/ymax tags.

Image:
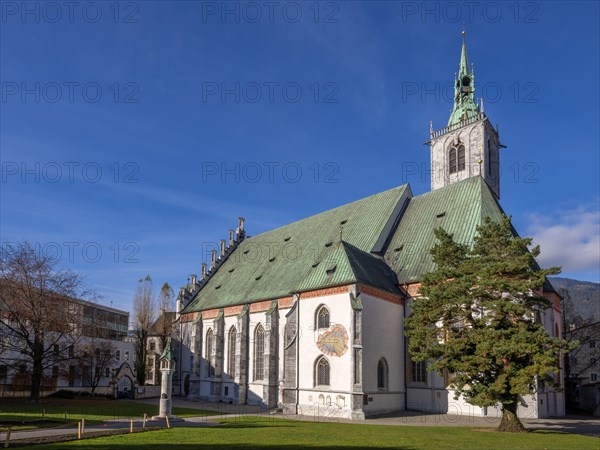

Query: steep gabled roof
<box><xmin>182</xmin><ymin>185</ymin><xmax>409</xmax><ymax>313</ymax></box>
<box><xmin>296</xmin><ymin>240</ymin><xmax>401</xmax><ymax>295</ymax></box>
<box><xmin>385</xmin><ymin>176</ymin><xmax>505</xmax><ymax>284</ymax></box>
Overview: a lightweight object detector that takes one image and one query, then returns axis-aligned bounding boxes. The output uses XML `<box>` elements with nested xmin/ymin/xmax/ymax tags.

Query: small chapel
<box><xmin>175</xmin><ymin>33</ymin><xmax>565</xmax><ymax>419</ymax></box>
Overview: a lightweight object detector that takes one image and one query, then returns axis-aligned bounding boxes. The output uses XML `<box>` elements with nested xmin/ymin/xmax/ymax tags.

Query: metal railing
<box><xmin>430</xmin><ymin>112</ymin><xmax>487</xmax><ymax>139</ymax></box>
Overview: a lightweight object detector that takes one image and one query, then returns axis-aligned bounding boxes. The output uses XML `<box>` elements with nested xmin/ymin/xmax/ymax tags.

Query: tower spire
<box><xmin>459</xmin><ymin>30</ymin><xmax>469</xmax><ymax>76</ymax></box>
<box><xmin>448</xmin><ymin>31</ymin><xmax>479</xmax><ymax>127</ymax></box>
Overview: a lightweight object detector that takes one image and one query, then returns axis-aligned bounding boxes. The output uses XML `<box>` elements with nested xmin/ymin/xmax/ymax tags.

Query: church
<box><xmin>175</xmin><ymin>34</ymin><xmax>565</xmax><ymax>419</ymax></box>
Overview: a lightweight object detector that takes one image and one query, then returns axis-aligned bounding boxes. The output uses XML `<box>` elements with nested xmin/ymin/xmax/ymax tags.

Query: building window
<box><xmin>590</xmin><ymin>341</ymin><xmax>596</xmax><ymax>349</ymax></box>
<box><xmin>228</xmin><ymin>326</ymin><xmax>237</xmax><ymax>378</ymax></box>
<box><xmin>0</xmin><ymin>365</ymin><xmax>7</xmax><ymax>380</ymax></box>
<box><xmin>315</xmin><ymin>357</ymin><xmax>330</xmax><ymax>386</ymax></box>
<box><xmin>149</xmin><ymin>341</ymin><xmax>156</xmax><ymax>352</ymax></box>
<box><xmin>591</xmin><ymin>374</ymin><xmax>598</xmax><ymax>382</ymax></box>
<box><xmin>68</xmin><ymin>365</ymin><xmax>75</xmax><ymax>387</ymax></box>
<box><xmin>0</xmin><ymin>336</ymin><xmax>8</xmax><ymax>352</ymax></box>
<box><xmin>457</xmin><ymin>145</ymin><xmax>465</xmax><ymax>171</ymax></box>
<box><xmin>317</xmin><ymin>306</ymin><xmax>330</xmax><ymax>329</ymax></box>
<box><xmin>449</xmin><ymin>148</ymin><xmax>457</xmax><ymax>174</ymax></box>
<box><xmin>412</xmin><ymin>360</ymin><xmax>427</xmax><ymax>383</ymax></box>
<box><xmin>116</xmin><ymin>350</ymin><xmax>121</xmax><ymax>361</ymax></box>
<box><xmin>125</xmin><ymin>351</ymin><xmax>130</xmax><ymax>362</ymax></box>
<box><xmin>254</xmin><ymin>324</ymin><xmax>265</xmax><ymax>381</ymax></box>
<box><xmin>377</xmin><ymin>358</ymin><xmax>388</xmax><ymax>389</ymax></box>
<box><xmin>206</xmin><ymin>328</ymin><xmax>214</xmax><ymax>377</ymax></box>
<box><xmin>105</xmin><ymin>367</ymin><xmax>110</xmax><ymax>378</ymax></box>
<box><xmin>68</xmin><ymin>345</ymin><xmax>74</xmax><ymax>358</ymax></box>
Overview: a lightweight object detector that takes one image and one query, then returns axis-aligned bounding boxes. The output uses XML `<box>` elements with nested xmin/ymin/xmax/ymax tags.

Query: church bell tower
<box><xmin>428</xmin><ymin>32</ymin><xmax>502</xmax><ymax>199</ymax></box>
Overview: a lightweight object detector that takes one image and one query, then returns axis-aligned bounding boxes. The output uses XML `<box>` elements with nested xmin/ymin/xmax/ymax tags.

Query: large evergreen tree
<box><xmin>406</xmin><ymin>216</ymin><xmax>572</xmax><ymax>432</ymax></box>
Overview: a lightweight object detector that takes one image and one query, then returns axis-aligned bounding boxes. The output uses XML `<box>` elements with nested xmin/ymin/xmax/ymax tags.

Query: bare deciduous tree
<box><xmin>133</xmin><ymin>275</ymin><xmax>155</xmax><ymax>385</ymax></box>
<box><xmin>157</xmin><ymin>282</ymin><xmax>175</xmax><ymax>351</ymax></box>
<box><xmin>77</xmin><ymin>339</ymin><xmax>116</xmax><ymax>395</ymax></box>
<box><xmin>0</xmin><ymin>242</ymin><xmax>92</xmax><ymax>401</ymax></box>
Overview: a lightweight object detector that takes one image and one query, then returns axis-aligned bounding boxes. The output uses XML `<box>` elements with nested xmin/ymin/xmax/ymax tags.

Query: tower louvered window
<box><xmin>449</xmin><ymin>148</ymin><xmax>457</xmax><ymax>174</ymax></box>
<box><xmin>457</xmin><ymin>144</ymin><xmax>465</xmax><ymax>171</ymax></box>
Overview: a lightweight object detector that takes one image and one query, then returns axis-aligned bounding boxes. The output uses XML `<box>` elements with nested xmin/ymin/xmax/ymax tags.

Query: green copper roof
<box><xmin>385</xmin><ymin>177</ymin><xmax>505</xmax><ymax>284</ymax></box>
<box><xmin>159</xmin><ymin>340</ymin><xmax>176</xmax><ymax>362</ymax></box>
<box><xmin>296</xmin><ymin>240</ymin><xmax>401</xmax><ymax>295</ymax></box>
<box><xmin>448</xmin><ymin>32</ymin><xmax>480</xmax><ymax>127</ymax></box>
<box><xmin>181</xmin><ymin>185</ymin><xmax>408</xmax><ymax>313</ymax></box>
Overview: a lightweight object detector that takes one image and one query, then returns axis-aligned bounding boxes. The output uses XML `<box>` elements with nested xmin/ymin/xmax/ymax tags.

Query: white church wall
<box><xmin>360</xmin><ymin>292</ymin><xmax>405</xmax><ymax>414</ymax></box>
<box><xmin>295</xmin><ymin>291</ymin><xmax>355</xmax><ymax>418</ymax></box>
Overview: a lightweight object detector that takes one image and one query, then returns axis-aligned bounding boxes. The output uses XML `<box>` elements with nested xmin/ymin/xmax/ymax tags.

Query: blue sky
<box><xmin>1</xmin><ymin>1</ymin><xmax>599</xmax><ymax>316</ymax></box>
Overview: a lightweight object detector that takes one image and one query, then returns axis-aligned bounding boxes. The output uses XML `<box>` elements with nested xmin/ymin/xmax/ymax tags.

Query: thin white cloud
<box><xmin>527</xmin><ymin>203</ymin><xmax>600</xmax><ymax>275</ymax></box>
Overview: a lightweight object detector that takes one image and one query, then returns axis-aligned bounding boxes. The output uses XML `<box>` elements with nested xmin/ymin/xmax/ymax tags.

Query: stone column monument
<box><xmin>155</xmin><ymin>339</ymin><xmax>179</xmax><ymax>420</ymax></box>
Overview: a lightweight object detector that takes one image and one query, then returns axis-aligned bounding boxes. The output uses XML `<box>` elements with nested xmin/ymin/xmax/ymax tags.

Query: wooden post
<box><xmin>129</xmin><ymin>418</ymin><xmax>133</xmax><ymax>433</ymax></box>
<box><xmin>77</xmin><ymin>422</ymin><xmax>81</xmax><ymax>440</ymax></box>
<box><xmin>143</xmin><ymin>413</ymin><xmax>147</xmax><ymax>429</ymax></box>
<box><xmin>4</xmin><ymin>427</ymin><xmax>12</xmax><ymax>448</ymax></box>
<box><xmin>165</xmin><ymin>416</ymin><xmax>170</xmax><ymax>429</ymax></box>
<box><xmin>42</xmin><ymin>409</ymin><xmax>45</xmax><ymax>421</ymax></box>
<box><xmin>81</xmin><ymin>418</ymin><xmax>85</xmax><ymax>434</ymax></box>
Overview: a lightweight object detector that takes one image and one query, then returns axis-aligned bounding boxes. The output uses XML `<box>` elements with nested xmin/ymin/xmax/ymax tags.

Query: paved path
<box><xmin>0</xmin><ymin>416</ymin><xmax>216</xmax><ymax>443</ymax></box>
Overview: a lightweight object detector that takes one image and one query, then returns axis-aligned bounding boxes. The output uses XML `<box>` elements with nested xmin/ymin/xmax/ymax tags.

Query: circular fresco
<box><xmin>317</xmin><ymin>324</ymin><xmax>348</xmax><ymax>357</ymax></box>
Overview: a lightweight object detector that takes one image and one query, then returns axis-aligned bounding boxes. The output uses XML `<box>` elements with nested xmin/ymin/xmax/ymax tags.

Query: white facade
<box><xmin>178</xmin><ymin>284</ymin><xmax>564</xmax><ymax>419</ymax></box>
<box><xmin>179</xmin><ymin>286</ymin><xmax>406</xmax><ymax>419</ymax></box>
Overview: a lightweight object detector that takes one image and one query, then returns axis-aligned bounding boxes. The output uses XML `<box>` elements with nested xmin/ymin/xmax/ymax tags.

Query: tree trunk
<box><xmin>30</xmin><ymin>343</ymin><xmax>44</xmax><ymax>403</ymax></box>
<box><xmin>498</xmin><ymin>401</ymin><xmax>526</xmax><ymax>432</ymax></box>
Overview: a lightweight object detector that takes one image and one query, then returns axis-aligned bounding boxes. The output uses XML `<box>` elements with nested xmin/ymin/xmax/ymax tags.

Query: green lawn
<box><xmin>0</xmin><ymin>399</ymin><xmax>218</xmax><ymax>424</ymax></box>
<box><xmin>19</xmin><ymin>417</ymin><xmax>600</xmax><ymax>449</ymax></box>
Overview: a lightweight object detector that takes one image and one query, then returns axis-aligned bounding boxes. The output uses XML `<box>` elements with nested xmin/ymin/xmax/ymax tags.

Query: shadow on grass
<box><xmin>28</xmin><ymin>446</ymin><xmax>418</xmax><ymax>450</ymax></box>
<box><xmin>219</xmin><ymin>422</ymin><xmax>296</xmax><ymax>429</ymax></box>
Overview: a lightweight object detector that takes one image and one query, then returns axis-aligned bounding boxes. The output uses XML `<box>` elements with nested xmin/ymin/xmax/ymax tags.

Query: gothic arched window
<box><xmin>317</xmin><ymin>306</ymin><xmax>330</xmax><ymax>329</ymax></box>
<box><xmin>206</xmin><ymin>328</ymin><xmax>214</xmax><ymax>377</ymax></box>
<box><xmin>449</xmin><ymin>148</ymin><xmax>457</xmax><ymax>174</ymax></box>
<box><xmin>228</xmin><ymin>326</ymin><xmax>237</xmax><ymax>378</ymax></box>
<box><xmin>253</xmin><ymin>324</ymin><xmax>264</xmax><ymax>381</ymax></box>
<box><xmin>315</xmin><ymin>356</ymin><xmax>330</xmax><ymax>386</ymax></box>
<box><xmin>377</xmin><ymin>358</ymin><xmax>388</xmax><ymax>389</ymax></box>
<box><xmin>457</xmin><ymin>145</ymin><xmax>466</xmax><ymax>171</ymax></box>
